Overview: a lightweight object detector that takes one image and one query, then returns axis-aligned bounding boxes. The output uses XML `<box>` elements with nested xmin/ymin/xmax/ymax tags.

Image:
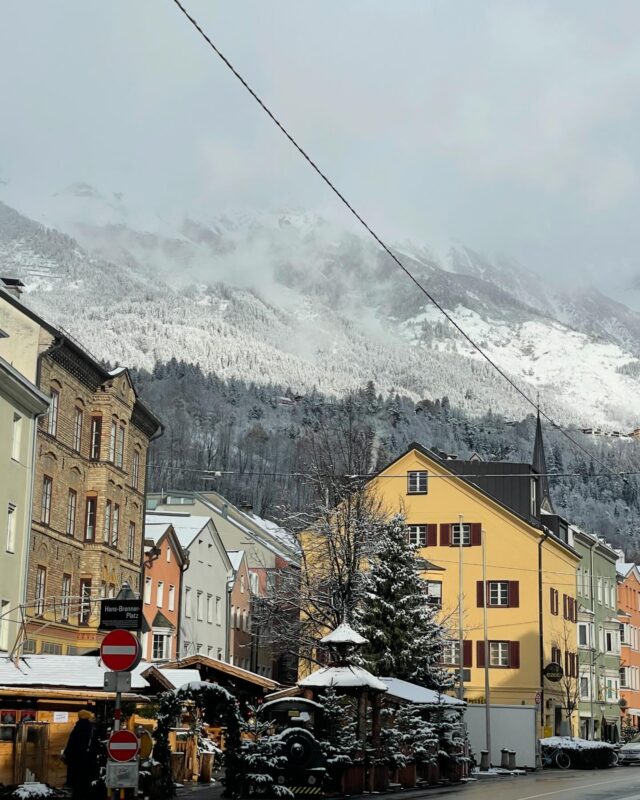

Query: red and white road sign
<box><xmin>100</xmin><ymin>629</ymin><xmax>141</xmax><ymax>672</ymax></box>
<box><xmin>107</xmin><ymin>730</ymin><xmax>139</xmax><ymax>763</ymax></box>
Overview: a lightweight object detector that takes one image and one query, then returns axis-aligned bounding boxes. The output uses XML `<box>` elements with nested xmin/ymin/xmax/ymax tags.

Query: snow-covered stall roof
<box><xmin>298</xmin><ymin>665</ymin><xmax>387</xmax><ymax>692</ymax></box>
<box><xmin>381</xmin><ymin>678</ymin><xmax>465</xmax><ymax>707</ymax></box>
<box><xmin>0</xmin><ymin>656</ymin><xmax>198</xmax><ymax>693</ymax></box>
<box><xmin>320</xmin><ymin>622</ymin><xmax>367</xmax><ymax>646</ymax></box>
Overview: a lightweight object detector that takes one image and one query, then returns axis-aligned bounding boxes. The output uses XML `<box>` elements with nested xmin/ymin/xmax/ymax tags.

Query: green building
<box><xmin>572</xmin><ymin>526</ymin><xmax>621</xmax><ymax>741</ymax></box>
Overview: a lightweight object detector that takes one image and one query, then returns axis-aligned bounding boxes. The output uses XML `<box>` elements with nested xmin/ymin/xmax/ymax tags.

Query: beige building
<box><xmin>0</xmin><ymin>351</ymin><xmax>49</xmax><ymax>653</ymax></box>
<box><xmin>0</xmin><ymin>279</ymin><xmax>162</xmax><ymax>655</ymax></box>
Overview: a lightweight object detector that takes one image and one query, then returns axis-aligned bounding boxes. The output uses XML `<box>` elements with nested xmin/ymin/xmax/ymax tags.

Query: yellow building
<box><xmin>369</xmin><ymin>435</ymin><xmax>580</xmax><ymax>737</ymax></box>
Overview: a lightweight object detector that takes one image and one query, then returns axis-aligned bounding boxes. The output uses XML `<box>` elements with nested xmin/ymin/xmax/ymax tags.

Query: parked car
<box><xmin>619</xmin><ymin>734</ymin><xmax>640</xmax><ymax>766</ymax></box>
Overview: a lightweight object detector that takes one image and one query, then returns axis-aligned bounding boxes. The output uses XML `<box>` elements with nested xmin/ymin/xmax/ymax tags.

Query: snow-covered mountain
<box><xmin>2</xmin><ymin>186</ymin><xmax>640</xmax><ymax>429</ymax></box>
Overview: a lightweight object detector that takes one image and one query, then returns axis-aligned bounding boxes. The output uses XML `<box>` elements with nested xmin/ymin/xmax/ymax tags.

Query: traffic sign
<box><xmin>534</xmin><ymin>692</ymin><xmax>542</xmax><ymax>706</ymax></box>
<box><xmin>100</xmin><ymin>629</ymin><xmax>141</xmax><ymax>672</ymax></box>
<box><xmin>99</xmin><ymin>598</ymin><xmax>143</xmax><ymax>631</ymax></box>
<box><xmin>107</xmin><ymin>730</ymin><xmax>140</xmax><ymax>763</ymax></box>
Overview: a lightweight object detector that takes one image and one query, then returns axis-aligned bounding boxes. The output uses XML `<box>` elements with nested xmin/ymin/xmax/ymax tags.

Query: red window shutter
<box><xmin>440</xmin><ymin>524</ymin><xmax>451</xmax><ymax>547</ymax></box>
<box><xmin>508</xmin><ymin>581</ymin><xmax>519</xmax><ymax>608</ymax></box>
<box><xmin>427</xmin><ymin>524</ymin><xmax>438</xmax><ymax>547</ymax></box>
<box><xmin>564</xmin><ymin>651</ymin><xmax>569</xmax><ymax>676</ymax></box>
<box><xmin>471</xmin><ymin>523</ymin><xmax>482</xmax><ymax>546</ymax></box>
<box><xmin>554</xmin><ymin>589</ymin><xmax>559</xmax><ymax>615</ymax></box>
<box><xmin>463</xmin><ymin>640</ymin><xmax>472</xmax><ymax>668</ymax></box>
<box><xmin>477</xmin><ymin>581</ymin><xmax>485</xmax><ymax>608</ymax></box>
<box><xmin>562</xmin><ymin>594</ymin><xmax>568</xmax><ymax>619</ymax></box>
<box><xmin>573</xmin><ymin>598</ymin><xmax>578</xmax><ymax>623</ymax></box>
<box><xmin>550</xmin><ymin>587</ymin><xmax>556</xmax><ymax>615</ymax></box>
<box><xmin>509</xmin><ymin>641</ymin><xmax>520</xmax><ymax>669</ymax></box>
<box><xmin>477</xmin><ymin>641</ymin><xmax>485</xmax><ymax>668</ymax></box>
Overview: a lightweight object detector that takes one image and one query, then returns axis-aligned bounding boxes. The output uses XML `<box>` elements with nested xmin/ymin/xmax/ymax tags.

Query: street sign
<box><xmin>104</xmin><ymin>671</ymin><xmax>132</xmax><ymax>693</ymax></box>
<box><xmin>106</xmin><ymin>760</ymin><xmax>139</xmax><ymax>788</ymax></box>
<box><xmin>107</xmin><ymin>729</ymin><xmax>140</xmax><ymax>763</ymax></box>
<box><xmin>101</xmin><ymin>629</ymin><xmax>141</xmax><ymax>672</ymax></box>
<box><xmin>543</xmin><ymin>662</ymin><xmax>563</xmax><ymax>682</ymax></box>
<box><xmin>99</xmin><ymin>597</ymin><xmax>143</xmax><ymax>631</ymax></box>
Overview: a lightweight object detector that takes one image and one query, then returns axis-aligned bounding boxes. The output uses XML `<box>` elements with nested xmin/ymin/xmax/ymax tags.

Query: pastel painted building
<box><xmin>618</xmin><ymin>561</ymin><xmax>640</xmax><ymax>730</ymax></box>
<box><xmin>145</xmin><ymin>513</ymin><xmax>232</xmax><ymax>661</ymax></box>
<box><xmin>366</xmin><ymin>422</ymin><xmax>580</xmax><ymax>736</ymax></box>
<box><xmin>141</xmin><ymin>522</ymin><xmax>187</xmax><ymax>662</ymax></box>
<box><xmin>227</xmin><ymin>550</ymin><xmax>252</xmax><ymax>669</ymax></box>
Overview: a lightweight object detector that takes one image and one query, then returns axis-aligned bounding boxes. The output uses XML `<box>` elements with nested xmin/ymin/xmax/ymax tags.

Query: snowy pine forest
<box><xmin>2</xmin><ymin>191</ymin><xmax>640</xmax><ymax>555</ymax></box>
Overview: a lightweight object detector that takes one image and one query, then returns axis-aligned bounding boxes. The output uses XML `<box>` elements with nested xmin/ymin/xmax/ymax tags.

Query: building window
<box><xmin>583</xmin><ymin>570</ymin><xmax>590</xmax><ymax>599</ymax></box>
<box><xmin>41</xmin><ymin>476</ymin><xmax>52</xmax><ymax>525</ymax></box>
<box><xmin>442</xmin><ymin>640</ymin><xmax>461</xmax><ymax>666</ymax></box>
<box><xmin>597</xmin><ymin>577</ymin><xmax>603</xmax><ymax>603</ymax></box>
<box><xmin>580</xmin><ymin>674</ymin><xmax>591</xmax><ymax>700</ymax></box>
<box><xmin>66</xmin><ymin>490</ymin><xmax>77</xmax><ymax>537</ymax></box>
<box><xmin>563</xmin><ymin>594</ymin><xmax>577</xmax><ymax>622</ymax></box>
<box><xmin>166</xmin><ymin>547</ymin><xmax>171</xmax><ymax>563</ymax></box>
<box><xmin>116</xmin><ymin>424</ymin><xmax>125</xmax><ymax>468</ymax></box>
<box><xmin>90</xmin><ymin>416</ymin><xmax>102</xmax><ymax>460</ymax></box>
<box><xmin>61</xmin><ymin>574</ymin><xmax>71</xmax><ymax>621</ymax></box>
<box><xmin>6</xmin><ymin>504</ymin><xmax>16</xmax><ymax>553</ymax></box>
<box><xmin>550</xmin><ymin>588</ymin><xmax>559</xmax><ymax>615</ymax></box>
<box><xmin>109</xmin><ymin>420</ymin><xmax>117</xmax><ymax>462</ymax></box>
<box><xmin>0</xmin><ymin>599</ymin><xmax>10</xmax><ymax>652</ymax></box>
<box><xmin>407</xmin><ymin>470</ymin><xmax>428</xmax><ymax>494</ymax></box>
<box><xmin>84</xmin><ymin>496</ymin><xmax>97</xmax><ymax>541</ymax></box>
<box><xmin>41</xmin><ymin>641</ymin><xmax>62</xmax><ymax>655</ymax></box>
<box><xmin>144</xmin><ymin>577</ymin><xmax>152</xmax><ymax>604</ymax></box>
<box><xmin>35</xmin><ymin>567</ymin><xmax>46</xmax><ymax>616</ymax></box>
<box><xmin>426</xmin><ymin>581</ymin><xmax>442</xmax><ymax>607</ymax></box>
<box><xmin>103</xmin><ymin>501</ymin><xmax>112</xmax><ymax>543</ymax></box>
<box><xmin>132</xmin><ymin>450</ymin><xmax>140</xmax><ymax>490</ymax></box>
<box><xmin>578</xmin><ymin>622</ymin><xmax>591</xmax><ymax>648</ymax></box>
<box><xmin>168</xmin><ymin>585</ymin><xmax>175</xmax><ymax>612</ymax></box>
<box><xmin>240</xmin><ymin>575</ymin><xmax>245</xmax><ymax>593</ymax></box>
<box><xmin>47</xmin><ymin>389</ymin><xmax>59</xmax><ymax>436</ymax></box>
<box><xmin>605</xmin><ymin>630</ymin><xmax>619</xmax><ymax>654</ymax></box>
<box><xmin>185</xmin><ymin>586</ymin><xmax>192</xmax><ymax>617</ymax></box>
<box><xmin>111</xmin><ymin>504</ymin><xmax>119</xmax><ymax>548</ymax></box>
<box><xmin>152</xmin><ymin>633</ymin><xmax>170</xmax><ymax>661</ymax></box>
<box><xmin>408</xmin><ymin>525</ymin><xmax>428</xmax><ymax>547</ymax></box>
<box><xmin>197</xmin><ymin>590</ymin><xmax>203</xmax><ymax>621</ymax></box>
<box><xmin>73</xmin><ymin>407</ymin><xmax>83</xmax><ymax>452</ymax></box>
<box><xmin>488</xmin><ymin>581</ymin><xmax>509</xmax><ymax>607</ymax></box>
<box><xmin>11</xmin><ymin>413</ymin><xmax>22</xmax><ymax>461</ymax></box>
<box><xmin>489</xmin><ymin>641</ymin><xmax>510</xmax><ymax>667</ymax></box>
<box><xmin>127</xmin><ymin>522</ymin><xmax>135</xmax><ymax>561</ymax></box>
<box><xmin>207</xmin><ymin>593</ymin><xmax>213</xmax><ymax>623</ymax></box>
<box><xmin>216</xmin><ymin>596</ymin><xmax>222</xmax><ymax>625</ymax></box>
<box><xmin>79</xmin><ymin>579</ymin><xmax>91</xmax><ymax>624</ymax></box>
<box><xmin>451</xmin><ymin>523</ymin><xmax>471</xmax><ymax>546</ymax></box>
<box><xmin>156</xmin><ymin>581</ymin><xmax>164</xmax><ymax>608</ymax></box>
<box><xmin>217</xmin><ymin>648</ymin><xmax>222</xmax><ymax>660</ymax></box>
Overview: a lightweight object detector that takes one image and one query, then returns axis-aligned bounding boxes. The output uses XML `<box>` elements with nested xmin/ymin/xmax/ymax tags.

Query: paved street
<box><xmin>176</xmin><ymin>769</ymin><xmax>640</xmax><ymax>800</ymax></box>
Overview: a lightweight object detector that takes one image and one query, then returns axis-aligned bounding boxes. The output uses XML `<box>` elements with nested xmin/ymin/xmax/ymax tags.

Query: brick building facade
<box><xmin>0</xmin><ymin>282</ymin><xmax>162</xmax><ymax>655</ymax></box>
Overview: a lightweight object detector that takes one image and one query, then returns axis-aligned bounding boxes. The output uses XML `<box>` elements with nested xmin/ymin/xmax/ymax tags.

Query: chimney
<box><xmin>1</xmin><ymin>278</ymin><xmax>25</xmax><ymax>299</ymax></box>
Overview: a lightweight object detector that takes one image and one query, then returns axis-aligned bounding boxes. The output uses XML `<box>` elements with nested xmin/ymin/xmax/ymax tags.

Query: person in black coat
<box><xmin>63</xmin><ymin>709</ymin><xmax>96</xmax><ymax>798</ymax></box>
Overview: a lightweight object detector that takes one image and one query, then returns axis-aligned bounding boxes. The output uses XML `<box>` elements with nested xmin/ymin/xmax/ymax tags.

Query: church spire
<box><xmin>532</xmin><ymin>410</ymin><xmax>554</xmax><ymax>513</ymax></box>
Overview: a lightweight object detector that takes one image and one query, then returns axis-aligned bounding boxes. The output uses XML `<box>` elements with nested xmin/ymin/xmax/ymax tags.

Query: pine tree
<box><xmin>239</xmin><ymin>710</ymin><xmax>294</xmax><ymax>798</ymax></box>
<box><xmin>316</xmin><ymin>688</ymin><xmax>359</xmax><ymax>766</ymax></box>
<box><xmin>356</xmin><ymin>513</ymin><xmax>452</xmax><ymax>692</ymax></box>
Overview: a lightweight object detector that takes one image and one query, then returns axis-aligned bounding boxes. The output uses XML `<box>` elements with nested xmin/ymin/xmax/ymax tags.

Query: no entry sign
<box><xmin>100</xmin><ymin>629</ymin><xmax>141</xmax><ymax>672</ymax></box>
<box><xmin>108</xmin><ymin>729</ymin><xmax>139</xmax><ymax>763</ymax></box>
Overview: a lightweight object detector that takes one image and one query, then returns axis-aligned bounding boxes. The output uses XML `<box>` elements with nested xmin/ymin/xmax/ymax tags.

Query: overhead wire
<box><xmin>170</xmin><ymin>0</ymin><xmax>627</xmax><ymax>483</ymax></box>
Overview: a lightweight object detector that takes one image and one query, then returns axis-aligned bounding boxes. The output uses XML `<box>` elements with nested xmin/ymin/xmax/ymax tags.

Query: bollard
<box><xmin>508</xmin><ymin>750</ymin><xmax>516</xmax><ymax>770</ymax></box>
<box><xmin>501</xmin><ymin>748</ymin><xmax>510</xmax><ymax>768</ymax></box>
<box><xmin>480</xmin><ymin>750</ymin><xmax>490</xmax><ymax>771</ymax></box>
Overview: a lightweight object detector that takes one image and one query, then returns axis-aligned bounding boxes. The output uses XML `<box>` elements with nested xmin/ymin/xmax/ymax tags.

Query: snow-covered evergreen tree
<box><xmin>239</xmin><ymin>710</ymin><xmax>294</xmax><ymax>798</ymax></box>
<box><xmin>316</xmin><ymin>688</ymin><xmax>359</xmax><ymax>766</ymax></box>
<box><xmin>356</xmin><ymin>513</ymin><xmax>452</xmax><ymax>691</ymax></box>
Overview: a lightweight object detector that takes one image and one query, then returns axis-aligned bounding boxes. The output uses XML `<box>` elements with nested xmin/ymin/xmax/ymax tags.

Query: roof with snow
<box><xmin>298</xmin><ymin>665</ymin><xmax>387</xmax><ymax>692</ymax></box>
<box><xmin>0</xmin><ymin>656</ymin><xmax>194</xmax><ymax>692</ymax></box>
<box><xmin>617</xmin><ymin>561</ymin><xmax>637</xmax><ymax>578</ymax></box>
<box><xmin>381</xmin><ymin>677</ymin><xmax>465</xmax><ymax>707</ymax></box>
<box><xmin>248</xmin><ymin>512</ymin><xmax>299</xmax><ymax>554</ymax></box>
<box><xmin>227</xmin><ymin>550</ymin><xmax>245</xmax><ymax>573</ymax></box>
<box><xmin>320</xmin><ymin>622</ymin><xmax>367</xmax><ymax>646</ymax></box>
<box><xmin>145</xmin><ymin>513</ymin><xmax>212</xmax><ymax>549</ymax></box>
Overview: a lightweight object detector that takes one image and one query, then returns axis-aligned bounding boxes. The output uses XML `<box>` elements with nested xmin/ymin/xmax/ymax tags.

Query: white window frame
<box><xmin>451</xmin><ymin>523</ymin><xmax>471</xmax><ymax>546</ymax></box>
<box><xmin>408</xmin><ymin>525</ymin><xmax>428</xmax><ymax>547</ymax></box>
<box><xmin>109</xmin><ymin>420</ymin><xmax>117</xmax><ymax>462</ymax></box>
<box><xmin>73</xmin><ymin>407</ymin><xmax>83</xmax><ymax>452</ymax></box>
<box><xmin>579</xmin><ymin>673</ymin><xmax>591</xmax><ymax>700</ymax></box>
<box><xmin>11</xmin><ymin>413</ymin><xmax>22</xmax><ymax>462</ymax></box>
<box><xmin>47</xmin><ymin>389</ymin><xmax>58</xmax><ymax>436</ymax></box>
<box><xmin>489</xmin><ymin>641</ymin><xmax>509</xmax><ymax>667</ymax></box>
<box><xmin>151</xmin><ymin>631</ymin><xmax>171</xmax><ymax>661</ymax></box>
<box><xmin>0</xmin><ymin>599</ymin><xmax>10</xmax><ymax>651</ymax></box>
<box><xmin>168</xmin><ymin>585</ymin><xmax>175</xmax><ymax>612</ymax></box>
<box><xmin>489</xmin><ymin>581</ymin><xmax>509</xmax><ymax>607</ymax></box>
<box><xmin>207</xmin><ymin>593</ymin><xmax>213</xmax><ymax>623</ymax></box>
<box><xmin>215</xmin><ymin>596</ymin><xmax>222</xmax><ymax>626</ymax></box>
<box><xmin>144</xmin><ymin>577</ymin><xmax>152</xmax><ymax>604</ymax></box>
<box><xmin>442</xmin><ymin>639</ymin><xmax>461</xmax><ymax>666</ymax></box>
<box><xmin>185</xmin><ymin>586</ymin><xmax>192</xmax><ymax>618</ymax></box>
<box><xmin>156</xmin><ymin>581</ymin><xmax>164</xmax><ymax>608</ymax></box>
<box><xmin>578</xmin><ymin>622</ymin><xmax>591</xmax><ymax>648</ymax></box>
<box><xmin>61</xmin><ymin>574</ymin><xmax>71</xmax><ymax>621</ymax></box>
<box><xmin>407</xmin><ymin>470</ymin><xmax>428</xmax><ymax>494</ymax></box>
<box><xmin>6</xmin><ymin>504</ymin><xmax>16</xmax><ymax>554</ymax></box>
<box><xmin>426</xmin><ymin>581</ymin><xmax>442</xmax><ymax>606</ymax></box>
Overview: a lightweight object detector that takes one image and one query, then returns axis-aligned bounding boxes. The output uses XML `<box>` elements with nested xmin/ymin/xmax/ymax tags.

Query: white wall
<box><xmin>465</xmin><ymin>704</ymin><xmax>538</xmax><ymax>769</ymax></box>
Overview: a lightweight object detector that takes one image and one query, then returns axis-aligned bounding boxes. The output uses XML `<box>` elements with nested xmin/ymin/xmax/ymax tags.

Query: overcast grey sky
<box><xmin>2</xmin><ymin>1</ymin><xmax>640</xmax><ymax>289</ymax></box>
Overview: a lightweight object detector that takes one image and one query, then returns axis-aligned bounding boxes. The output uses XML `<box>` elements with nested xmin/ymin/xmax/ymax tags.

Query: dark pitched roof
<box><xmin>151</xmin><ymin>610</ymin><xmax>174</xmax><ymax>629</ymax></box>
<box><xmin>532</xmin><ymin>412</ymin><xmax>554</xmax><ymax>512</ymax></box>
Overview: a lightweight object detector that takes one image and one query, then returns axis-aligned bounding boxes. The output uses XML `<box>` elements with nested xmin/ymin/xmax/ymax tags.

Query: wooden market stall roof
<box><xmin>162</xmin><ymin>655</ymin><xmax>281</xmax><ymax>692</ymax></box>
